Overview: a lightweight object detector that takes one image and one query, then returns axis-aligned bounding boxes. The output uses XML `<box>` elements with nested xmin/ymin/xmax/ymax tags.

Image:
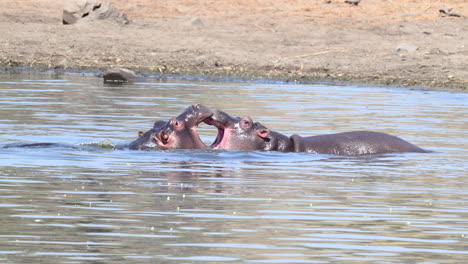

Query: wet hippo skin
<box><xmin>289</xmin><ymin>131</ymin><xmax>427</xmax><ymax>155</ymax></box>
<box><xmin>205</xmin><ymin>110</ymin><xmax>427</xmax><ymax>155</ymax></box>
<box><xmin>127</xmin><ymin>120</ymin><xmax>166</xmax><ymax>150</ymax></box>
<box><xmin>154</xmin><ymin>104</ymin><xmax>213</xmax><ymax>149</ymax></box>
<box><xmin>129</xmin><ymin>104</ymin><xmax>213</xmax><ymax>150</ymax></box>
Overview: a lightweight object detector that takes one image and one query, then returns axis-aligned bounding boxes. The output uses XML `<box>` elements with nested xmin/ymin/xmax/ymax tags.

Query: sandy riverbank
<box><xmin>0</xmin><ymin>0</ymin><xmax>467</xmax><ymax>90</ymax></box>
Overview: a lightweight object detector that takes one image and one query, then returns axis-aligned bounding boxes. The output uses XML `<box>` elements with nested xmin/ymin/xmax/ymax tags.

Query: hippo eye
<box><xmin>240</xmin><ymin>118</ymin><xmax>251</xmax><ymax>129</ymax></box>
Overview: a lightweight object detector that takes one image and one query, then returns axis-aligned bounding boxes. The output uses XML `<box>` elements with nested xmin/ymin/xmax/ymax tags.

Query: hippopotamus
<box><xmin>204</xmin><ymin>110</ymin><xmax>427</xmax><ymax>155</ymax></box>
<box><xmin>4</xmin><ymin>105</ymin><xmax>212</xmax><ymax>152</ymax></box>
<box><xmin>129</xmin><ymin>104</ymin><xmax>213</xmax><ymax>150</ymax></box>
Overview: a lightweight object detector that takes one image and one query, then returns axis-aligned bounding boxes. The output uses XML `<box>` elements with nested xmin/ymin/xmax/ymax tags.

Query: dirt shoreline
<box><xmin>1</xmin><ymin>1</ymin><xmax>467</xmax><ymax>91</ymax></box>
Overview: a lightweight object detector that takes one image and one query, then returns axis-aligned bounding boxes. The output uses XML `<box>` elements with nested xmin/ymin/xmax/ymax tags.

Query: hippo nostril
<box><xmin>159</xmin><ymin>131</ymin><xmax>170</xmax><ymax>144</ymax></box>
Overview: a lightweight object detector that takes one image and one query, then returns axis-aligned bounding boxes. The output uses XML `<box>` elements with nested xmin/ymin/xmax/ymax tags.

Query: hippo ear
<box><xmin>138</xmin><ymin>131</ymin><xmax>144</xmax><ymax>137</ymax></box>
<box><xmin>256</xmin><ymin>128</ymin><xmax>269</xmax><ymax>139</ymax></box>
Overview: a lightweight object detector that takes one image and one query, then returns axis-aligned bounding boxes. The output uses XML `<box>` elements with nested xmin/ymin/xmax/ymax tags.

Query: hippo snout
<box><xmin>177</xmin><ymin>104</ymin><xmax>213</xmax><ymax>127</ymax></box>
<box><xmin>206</xmin><ymin>109</ymin><xmax>239</xmax><ymax>127</ymax></box>
<box><xmin>192</xmin><ymin>104</ymin><xmax>213</xmax><ymax>119</ymax></box>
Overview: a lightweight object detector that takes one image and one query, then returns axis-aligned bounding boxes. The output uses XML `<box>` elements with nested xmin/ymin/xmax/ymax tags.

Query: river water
<box><xmin>0</xmin><ymin>72</ymin><xmax>466</xmax><ymax>263</ymax></box>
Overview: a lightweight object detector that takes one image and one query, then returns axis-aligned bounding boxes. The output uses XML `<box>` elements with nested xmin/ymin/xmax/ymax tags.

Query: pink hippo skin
<box><xmin>154</xmin><ymin>104</ymin><xmax>213</xmax><ymax>150</ymax></box>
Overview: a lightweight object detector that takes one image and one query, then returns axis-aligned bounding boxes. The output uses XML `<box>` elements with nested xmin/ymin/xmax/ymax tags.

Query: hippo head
<box><xmin>155</xmin><ymin>104</ymin><xmax>213</xmax><ymax>149</ymax></box>
<box><xmin>128</xmin><ymin>120</ymin><xmax>167</xmax><ymax>150</ymax></box>
<box><xmin>204</xmin><ymin>110</ymin><xmax>269</xmax><ymax>150</ymax></box>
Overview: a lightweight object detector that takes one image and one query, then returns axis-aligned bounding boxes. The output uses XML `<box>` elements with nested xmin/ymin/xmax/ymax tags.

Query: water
<box><xmin>0</xmin><ymin>72</ymin><xmax>466</xmax><ymax>263</ymax></box>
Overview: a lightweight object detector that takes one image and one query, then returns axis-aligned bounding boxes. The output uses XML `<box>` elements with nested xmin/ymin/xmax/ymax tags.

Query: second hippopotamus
<box><xmin>204</xmin><ymin>110</ymin><xmax>427</xmax><ymax>156</ymax></box>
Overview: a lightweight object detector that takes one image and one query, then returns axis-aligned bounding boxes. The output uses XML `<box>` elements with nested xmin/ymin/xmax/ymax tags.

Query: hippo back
<box><xmin>291</xmin><ymin>131</ymin><xmax>427</xmax><ymax>155</ymax></box>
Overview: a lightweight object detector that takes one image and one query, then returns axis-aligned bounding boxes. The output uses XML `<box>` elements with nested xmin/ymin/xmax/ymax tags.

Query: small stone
<box><xmin>396</xmin><ymin>43</ymin><xmax>419</xmax><ymax>52</ymax></box>
<box><xmin>103</xmin><ymin>68</ymin><xmax>139</xmax><ymax>83</ymax></box>
<box><xmin>345</xmin><ymin>0</ymin><xmax>360</xmax><ymax>6</ymax></box>
<box><xmin>188</xmin><ymin>17</ymin><xmax>204</xmax><ymax>27</ymax></box>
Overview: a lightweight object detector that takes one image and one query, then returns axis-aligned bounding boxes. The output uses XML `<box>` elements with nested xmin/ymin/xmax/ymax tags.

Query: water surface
<box><xmin>0</xmin><ymin>72</ymin><xmax>467</xmax><ymax>263</ymax></box>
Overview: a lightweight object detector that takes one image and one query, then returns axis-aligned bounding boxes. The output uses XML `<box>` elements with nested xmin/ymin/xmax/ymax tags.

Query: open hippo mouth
<box><xmin>204</xmin><ymin>116</ymin><xmax>226</xmax><ymax>149</ymax></box>
<box><xmin>203</xmin><ymin>109</ymin><xmax>241</xmax><ymax>149</ymax></box>
<box><xmin>203</xmin><ymin>110</ymin><xmax>269</xmax><ymax>151</ymax></box>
